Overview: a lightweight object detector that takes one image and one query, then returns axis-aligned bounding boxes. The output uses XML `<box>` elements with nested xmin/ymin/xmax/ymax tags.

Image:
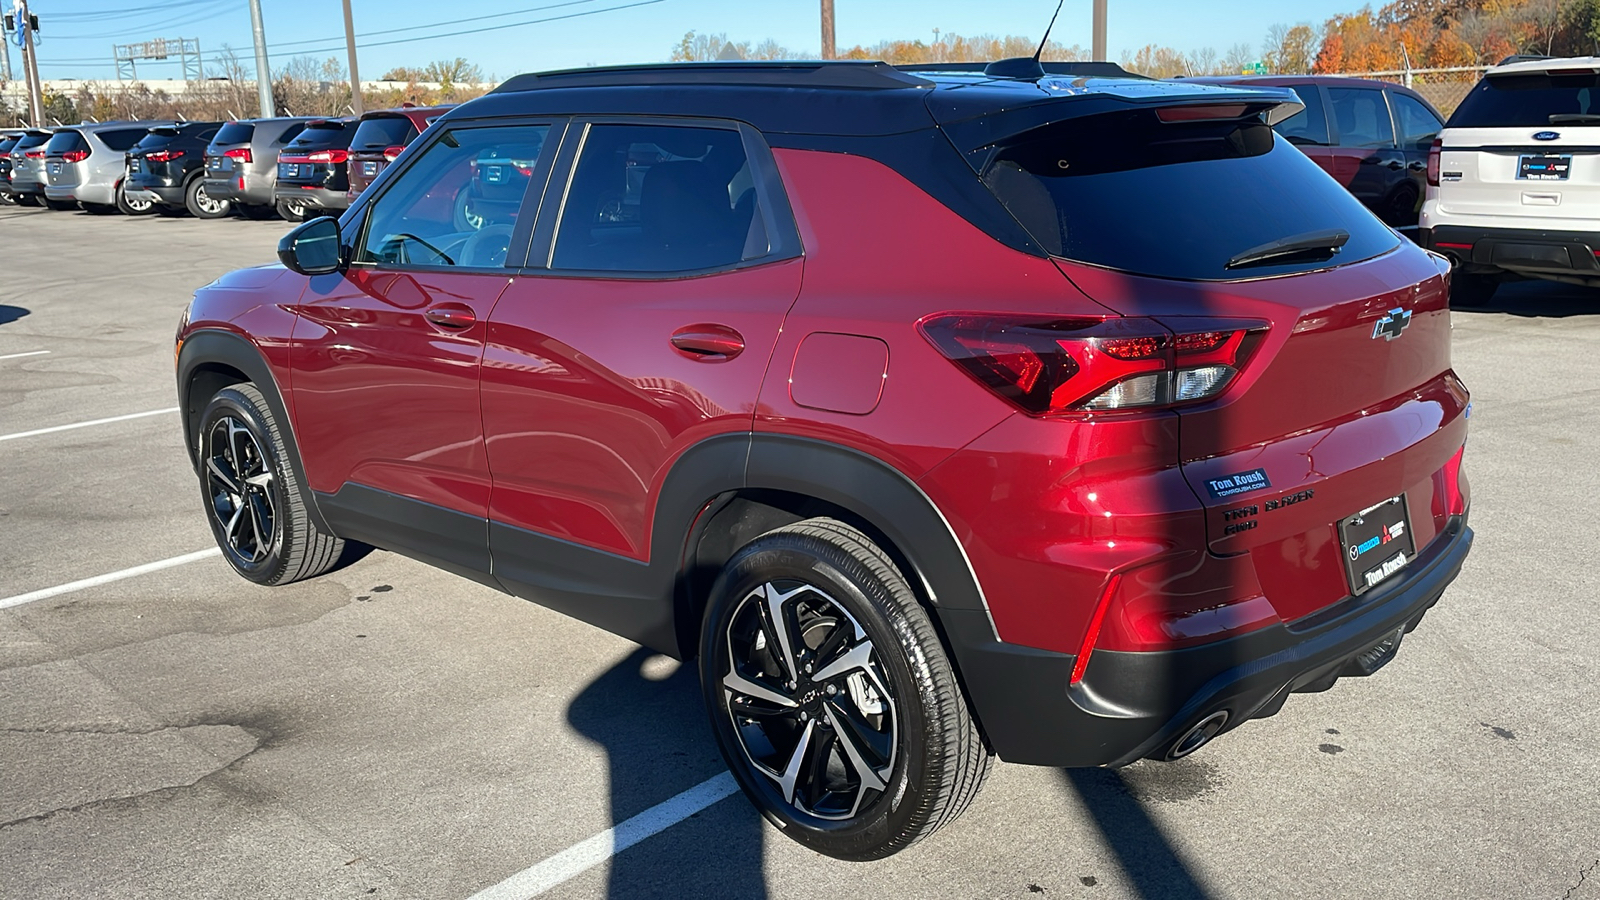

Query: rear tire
<box><xmin>186</xmin><ymin>178</ymin><xmax>231</xmax><ymax>219</ymax></box>
<box><xmin>82</xmin><ymin>202</ymin><xmax>118</xmax><ymax>215</ymax></box>
<box><xmin>1450</xmin><ymin>271</ymin><xmax>1498</xmax><ymax>307</ymax></box>
<box><xmin>15</xmin><ymin>194</ymin><xmax>40</xmax><ymax>207</ymax></box>
<box><xmin>238</xmin><ymin>203</ymin><xmax>278</xmax><ymax>220</ymax></box>
<box><xmin>700</xmin><ymin>517</ymin><xmax>991</xmax><ymax>860</ymax></box>
<box><xmin>197</xmin><ymin>383</ymin><xmax>347</xmax><ymax>586</ymax></box>
<box><xmin>275</xmin><ymin>198</ymin><xmax>307</xmax><ymax>223</ymax></box>
<box><xmin>116</xmin><ymin>184</ymin><xmax>154</xmax><ymax>216</ymax></box>
<box><xmin>43</xmin><ymin>198</ymin><xmax>78</xmax><ymax>212</ymax></box>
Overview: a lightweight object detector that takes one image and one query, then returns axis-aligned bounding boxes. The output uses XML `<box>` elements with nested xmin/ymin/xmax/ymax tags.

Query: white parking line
<box><xmin>0</xmin><ymin>350</ymin><xmax>50</xmax><ymax>361</ymax></box>
<box><xmin>467</xmin><ymin>772</ymin><xmax>740</xmax><ymax>900</ymax></box>
<box><xmin>0</xmin><ymin>548</ymin><xmax>222</xmax><ymax>610</ymax></box>
<box><xmin>0</xmin><ymin>407</ymin><xmax>179</xmax><ymax>442</ymax></box>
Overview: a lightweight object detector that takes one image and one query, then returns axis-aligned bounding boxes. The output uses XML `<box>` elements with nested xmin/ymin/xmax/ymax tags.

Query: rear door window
<box><xmin>1390</xmin><ymin>93</ymin><xmax>1443</xmax><ymax>151</ymax></box>
<box><xmin>978</xmin><ymin>109</ymin><xmax>1399</xmax><ymax>281</ymax></box>
<box><xmin>1273</xmin><ymin>85</ymin><xmax>1330</xmax><ymax>147</ymax></box>
<box><xmin>356</xmin><ymin>124</ymin><xmax>553</xmax><ymax>269</ymax></box>
<box><xmin>1449</xmin><ymin>71</ymin><xmax>1600</xmax><ymax>127</ymax></box>
<box><xmin>1328</xmin><ymin>87</ymin><xmax>1396</xmax><ymax>149</ymax></box>
<box><xmin>550</xmin><ymin>123</ymin><xmax>764</xmax><ymax>273</ymax></box>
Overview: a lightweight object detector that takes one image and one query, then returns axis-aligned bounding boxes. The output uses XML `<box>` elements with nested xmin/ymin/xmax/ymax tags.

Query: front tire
<box><xmin>186</xmin><ymin>178</ymin><xmax>231</xmax><ymax>219</ymax></box>
<box><xmin>197</xmin><ymin>383</ymin><xmax>346</xmax><ymax>585</ymax></box>
<box><xmin>699</xmin><ymin>518</ymin><xmax>991</xmax><ymax>860</ymax></box>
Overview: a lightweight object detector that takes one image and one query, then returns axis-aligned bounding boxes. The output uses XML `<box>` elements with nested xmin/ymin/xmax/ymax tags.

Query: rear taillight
<box><xmin>62</xmin><ymin>150</ymin><xmax>88</xmax><ymax>163</ymax></box>
<box><xmin>383</xmin><ymin>145</ymin><xmax>406</xmax><ymax>161</ymax></box>
<box><xmin>224</xmin><ymin>147</ymin><xmax>252</xmax><ymax>163</ymax></box>
<box><xmin>919</xmin><ymin>315</ymin><xmax>1267</xmax><ymax>416</ymax></box>
<box><xmin>1426</xmin><ymin>138</ymin><xmax>1441</xmax><ymax>187</ymax></box>
<box><xmin>307</xmin><ymin>149</ymin><xmax>348</xmax><ymax>164</ymax></box>
<box><xmin>1442</xmin><ymin>444</ymin><xmax>1467</xmax><ymax>517</ymax></box>
<box><xmin>146</xmin><ymin>149</ymin><xmax>185</xmax><ymax>163</ymax></box>
<box><xmin>24</xmin><ymin>149</ymin><xmax>45</xmax><ymax>159</ymax></box>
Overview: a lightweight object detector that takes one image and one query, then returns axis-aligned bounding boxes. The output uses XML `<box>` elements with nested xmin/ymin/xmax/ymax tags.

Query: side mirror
<box><xmin>277</xmin><ymin>216</ymin><xmax>343</xmax><ymax>275</ymax></box>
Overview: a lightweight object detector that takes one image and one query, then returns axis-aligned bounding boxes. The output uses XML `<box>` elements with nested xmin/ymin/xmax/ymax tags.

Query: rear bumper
<box><xmin>125</xmin><ymin>180</ymin><xmax>187</xmax><ymax>207</ymax></box>
<box><xmin>74</xmin><ymin>181</ymin><xmax>116</xmax><ymax>206</ymax></box>
<box><xmin>43</xmin><ymin>184</ymin><xmax>80</xmax><ymax>202</ymax></box>
<box><xmin>10</xmin><ymin>179</ymin><xmax>45</xmax><ymax>197</ymax></box>
<box><xmin>943</xmin><ymin>513</ymin><xmax>1472</xmax><ymax>767</ymax></box>
<box><xmin>1421</xmin><ymin>224</ymin><xmax>1600</xmax><ymax>279</ymax></box>
<box><xmin>206</xmin><ymin>174</ymin><xmax>274</xmax><ymax>207</ymax></box>
<box><xmin>274</xmin><ymin>185</ymin><xmax>349</xmax><ymax>211</ymax></box>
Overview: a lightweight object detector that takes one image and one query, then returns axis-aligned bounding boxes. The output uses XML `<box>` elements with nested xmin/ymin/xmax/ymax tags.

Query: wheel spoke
<box><xmin>801</xmin><ymin>727</ymin><xmax>837</xmax><ymax>810</ymax></box>
<box><xmin>760</xmin><ymin>582</ymin><xmax>805</xmax><ymax>683</ymax></box>
<box><xmin>777</xmin><ymin>718</ymin><xmax>816</xmax><ymax>806</ymax></box>
<box><xmin>224</xmin><ymin>502</ymin><xmax>246</xmax><ymax>548</ymax></box>
<box><xmin>205</xmin><ymin>456</ymin><xmax>242</xmax><ymax>495</ymax></box>
<box><xmin>724</xmin><ymin>669</ymin><xmax>797</xmax><ymax>709</ymax></box>
<box><xmin>812</xmin><ymin>639</ymin><xmax>874</xmax><ymax>683</ymax></box>
<box><xmin>728</xmin><ymin>695</ymin><xmax>794</xmax><ymax>719</ymax></box>
<box><xmin>824</xmin><ymin>699</ymin><xmax>892</xmax><ymax>787</ymax></box>
<box><xmin>245</xmin><ymin>493</ymin><xmax>272</xmax><ymax>559</ymax></box>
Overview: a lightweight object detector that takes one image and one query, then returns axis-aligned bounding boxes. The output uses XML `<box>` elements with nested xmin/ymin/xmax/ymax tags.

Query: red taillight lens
<box><xmin>61</xmin><ymin>150</ymin><xmax>89</xmax><ymax>163</ymax></box>
<box><xmin>1442</xmin><ymin>444</ymin><xmax>1467</xmax><ymax>516</ymax></box>
<box><xmin>224</xmin><ymin>147</ymin><xmax>252</xmax><ymax>163</ymax></box>
<box><xmin>1156</xmin><ymin>104</ymin><xmax>1249</xmax><ymax>123</ymax></box>
<box><xmin>24</xmin><ymin>149</ymin><xmax>45</xmax><ymax>159</ymax></box>
<box><xmin>383</xmin><ymin>144</ymin><xmax>405</xmax><ymax>162</ymax></box>
<box><xmin>919</xmin><ymin>315</ymin><xmax>1268</xmax><ymax>415</ymax></box>
<box><xmin>146</xmin><ymin>149</ymin><xmax>185</xmax><ymax>163</ymax></box>
<box><xmin>307</xmin><ymin>149</ymin><xmax>348</xmax><ymax>164</ymax></box>
<box><xmin>1426</xmin><ymin>137</ymin><xmax>1441</xmax><ymax>187</ymax></box>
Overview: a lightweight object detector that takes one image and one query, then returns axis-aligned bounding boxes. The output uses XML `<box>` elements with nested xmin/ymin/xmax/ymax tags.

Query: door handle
<box><xmin>670</xmin><ymin>324</ymin><xmax>745</xmax><ymax>361</ymax></box>
<box><xmin>424</xmin><ymin>304</ymin><xmax>476</xmax><ymax>330</ymax></box>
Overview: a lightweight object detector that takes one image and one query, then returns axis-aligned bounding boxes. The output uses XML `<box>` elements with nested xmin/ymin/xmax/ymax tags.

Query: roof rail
<box><xmin>492</xmin><ymin>61</ymin><xmax>932</xmax><ymax>94</ymax></box>
<box><xmin>896</xmin><ymin>60</ymin><xmax>1152</xmax><ymax>80</ymax></box>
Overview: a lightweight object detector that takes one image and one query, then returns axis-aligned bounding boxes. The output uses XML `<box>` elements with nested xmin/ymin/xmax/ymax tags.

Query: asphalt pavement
<box><xmin>2</xmin><ymin>203</ymin><xmax>1597</xmax><ymax>900</ymax></box>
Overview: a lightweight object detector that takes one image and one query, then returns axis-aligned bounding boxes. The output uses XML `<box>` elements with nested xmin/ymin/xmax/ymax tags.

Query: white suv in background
<box><xmin>1421</xmin><ymin>55</ymin><xmax>1600</xmax><ymax>303</ymax></box>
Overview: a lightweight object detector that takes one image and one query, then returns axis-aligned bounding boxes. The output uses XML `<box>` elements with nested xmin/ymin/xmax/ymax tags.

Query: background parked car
<box><xmin>7</xmin><ymin>129</ymin><xmax>53</xmax><ymax>207</ymax></box>
<box><xmin>344</xmin><ymin>105</ymin><xmax>454</xmax><ymax>199</ymax></box>
<box><xmin>1183</xmin><ymin>75</ymin><xmax>1445</xmax><ymax>227</ymax></box>
<box><xmin>124</xmin><ymin>122</ymin><xmax>227</xmax><ymax>218</ymax></box>
<box><xmin>0</xmin><ymin>131</ymin><xmax>22</xmax><ymax>204</ymax></box>
<box><xmin>203</xmin><ymin>116</ymin><xmax>314</xmax><ymax>220</ymax></box>
<box><xmin>272</xmin><ymin>118</ymin><xmax>357</xmax><ymax>221</ymax></box>
<box><xmin>43</xmin><ymin>121</ymin><xmax>171</xmax><ymax>215</ymax></box>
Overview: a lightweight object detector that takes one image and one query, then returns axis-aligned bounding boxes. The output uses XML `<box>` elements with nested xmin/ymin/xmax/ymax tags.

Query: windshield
<box><xmin>350</xmin><ymin>116</ymin><xmax>416</xmax><ymax>151</ymax></box>
<box><xmin>977</xmin><ymin>109</ymin><xmax>1399</xmax><ymax>280</ymax></box>
<box><xmin>285</xmin><ymin>121</ymin><xmax>354</xmax><ymax>151</ymax></box>
<box><xmin>1450</xmin><ymin>71</ymin><xmax>1600</xmax><ymax>128</ymax></box>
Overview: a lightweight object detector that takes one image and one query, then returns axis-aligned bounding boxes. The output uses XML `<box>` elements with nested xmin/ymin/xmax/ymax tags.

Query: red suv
<box><xmin>344</xmin><ymin>104</ymin><xmax>455</xmax><ymax>200</ymax></box>
<box><xmin>175</xmin><ymin>61</ymin><xmax>1472</xmax><ymax>860</ymax></box>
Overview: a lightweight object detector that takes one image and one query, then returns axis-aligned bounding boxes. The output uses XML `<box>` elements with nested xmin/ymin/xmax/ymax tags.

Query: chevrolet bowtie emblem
<box><xmin>1372</xmin><ymin>307</ymin><xmax>1412</xmax><ymax>341</ymax></box>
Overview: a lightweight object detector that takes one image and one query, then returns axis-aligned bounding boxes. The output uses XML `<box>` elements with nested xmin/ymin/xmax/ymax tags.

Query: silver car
<box><xmin>42</xmin><ymin>121</ymin><xmax>174</xmax><ymax>214</ymax></box>
<box><xmin>7</xmin><ymin>129</ymin><xmax>53</xmax><ymax>206</ymax></box>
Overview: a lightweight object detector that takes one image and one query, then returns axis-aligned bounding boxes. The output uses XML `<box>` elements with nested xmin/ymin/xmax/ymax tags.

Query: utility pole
<box><xmin>0</xmin><ymin>16</ymin><xmax>13</xmax><ymax>83</ymax></box>
<box><xmin>247</xmin><ymin>0</ymin><xmax>274</xmax><ymax>117</ymax></box>
<box><xmin>341</xmin><ymin>0</ymin><xmax>363</xmax><ymax>116</ymax></box>
<box><xmin>19</xmin><ymin>0</ymin><xmax>42</xmax><ymax>124</ymax></box>
<box><xmin>1092</xmin><ymin>0</ymin><xmax>1107</xmax><ymax>62</ymax></box>
<box><xmin>820</xmin><ymin>0</ymin><xmax>835</xmax><ymax>60</ymax></box>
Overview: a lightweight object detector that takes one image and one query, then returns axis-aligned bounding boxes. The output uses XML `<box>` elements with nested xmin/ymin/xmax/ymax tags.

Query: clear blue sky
<box><xmin>23</xmin><ymin>0</ymin><xmax>1364</xmax><ymax>81</ymax></box>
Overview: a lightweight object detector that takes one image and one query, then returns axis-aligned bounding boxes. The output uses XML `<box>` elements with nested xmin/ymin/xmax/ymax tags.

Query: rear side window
<box><xmin>1450</xmin><ymin>71</ymin><xmax>1600</xmax><ymax>128</ymax></box>
<box><xmin>351</xmin><ymin>116</ymin><xmax>418</xmax><ymax>151</ymax></box>
<box><xmin>1274</xmin><ymin>85</ymin><xmax>1330</xmax><ymax>147</ymax></box>
<box><xmin>213</xmin><ymin>121</ymin><xmax>256</xmax><ymax>144</ymax></box>
<box><xmin>99</xmin><ymin>128</ymin><xmax>147</xmax><ymax>151</ymax></box>
<box><xmin>357</xmin><ymin>124</ymin><xmax>552</xmax><ymax>269</ymax></box>
<box><xmin>551</xmin><ymin>123</ymin><xmax>764</xmax><ymax>273</ymax></box>
<box><xmin>1328</xmin><ymin>88</ymin><xmax>1395</xmax><ymax>149</ymax></box>
<box><xmin>1391</xmin><ymin>93</ymin><xmax>1442</xmax><ymax>150</ymax></box>
<box><xmin>44</xmin><ymin>130</ymin><xmax>88</xmax><ymax>154</ymax></box>
<box><xmin>979</xmin><ymin>110</ymin><xmax>1399</xmax><ymax>281</ymax></box>
<box><xmin>286</xmin><ymin>122</ymin><xmax>354</xmax><ymax>151</ymax></box>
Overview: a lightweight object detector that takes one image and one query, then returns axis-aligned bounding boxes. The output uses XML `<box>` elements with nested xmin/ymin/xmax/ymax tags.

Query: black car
<box><xmin>124</xmin><ymin>122</ymin><xmax>229</xmax><ymax>218</ymax></box>
<box><xmin>272</xmin><ymin>118</ymin><xmax>356</xmax><ymax>221</ymax></box>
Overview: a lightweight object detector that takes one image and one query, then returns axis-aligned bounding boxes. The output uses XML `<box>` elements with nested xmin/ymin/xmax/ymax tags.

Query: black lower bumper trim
<box><xmin>941</xmin><ymin>514</ymin><xmax>1472</xmax><ymax>768</ymax></box>
<box><xmin>1426</xmin><ymin>224</ymin><xmax>1600</xmax><ymax>276</ymax></box>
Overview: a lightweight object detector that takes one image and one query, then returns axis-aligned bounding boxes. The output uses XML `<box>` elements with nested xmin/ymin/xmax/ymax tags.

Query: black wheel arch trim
<box><xmin>176</xmin><ymin>328</ymin><xmax>333</xmax><ymax>535</ymax></box>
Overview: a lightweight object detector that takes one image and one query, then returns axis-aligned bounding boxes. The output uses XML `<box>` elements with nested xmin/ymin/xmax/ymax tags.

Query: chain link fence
<box><xmin>1335</xmin><ymin>66</ymin><xmax>1491</xmax><ymax>117</ymax></box>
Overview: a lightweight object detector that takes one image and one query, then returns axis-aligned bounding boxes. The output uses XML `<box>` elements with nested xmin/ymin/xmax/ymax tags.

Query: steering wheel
<box><xmin>459</xmin><ymin>224</ymin><xmax>516</xmax><ymax>268</ymax></box>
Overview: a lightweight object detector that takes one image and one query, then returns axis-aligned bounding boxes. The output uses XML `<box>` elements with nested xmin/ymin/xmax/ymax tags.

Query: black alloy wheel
<box><xmin>701</xmin><ymin>519</ymin><xmax>991</xmax><ymax>860</ymax></box>
<box><xmin>197</xmin><ymin>383</ymin><xmax>349</xmax><ymax>585</ymax></box>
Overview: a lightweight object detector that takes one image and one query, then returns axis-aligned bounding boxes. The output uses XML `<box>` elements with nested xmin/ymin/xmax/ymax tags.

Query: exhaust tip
<box><xmin>1166</xmin><ymin>711</ymin><xmax>1228</xmax><ymax>761</ymax></box>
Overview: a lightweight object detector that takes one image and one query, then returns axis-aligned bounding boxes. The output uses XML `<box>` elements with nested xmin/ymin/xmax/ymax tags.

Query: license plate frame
<box><xmin>1517</xmin><ymin>153</ymin><xmax>1571</xmax><ymax>181</ymax></box>
<box><xmin>1338</xmin><ymin>495</ymin><xmax>1417</xmax><ymax>597</ymax></box>
<box><xmin>278</xmin><ymin>163</ymin><xmax>299</xmax><ymax>179</ymax></box>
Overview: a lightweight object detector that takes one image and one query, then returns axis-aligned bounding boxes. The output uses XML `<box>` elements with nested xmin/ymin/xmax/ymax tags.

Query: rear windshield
<box><xmin>99</xmin><ymin>128</ymin><xmax>148</xmax><ymax>151</ymax></box>
<box><xmin>350</xmin><ymin>116</ymin><xmax>417</xmax><ymax>151</ymax></box>
<box><xmin>978</xmin><ymin>110</ymin><xmax>1400</xmax><ymax>281</ymax></box>
<box><xmin>285</xmin><ymin>121</ymin><xmax>354</xmax><ymax>151</ymax></box>
<box><xmin>135</xmin><ymin>129</ymin><xmax>179</xmax><ymax>151</ymax></box>
<box><xmin>1450</xmin><ymin>71</ymin><xmax>1600</xmax><ymax>128</ymax></box>
<box><xmin>13</xmin><ymin>133</ymin><xmax>49</xmax><ymax>151</ymax></box>
<box><xmin>213</xmin><ymin>121</ymin><xmax>255</xmax><ymax>145</ymax></box>
<box><xmin>44</xmin><ymin>130</ymin><xmax>87</xmax><ymax>154</ymax></box>
<box><xmin>0</xmin><ymin>137</ymin><xmax>17</xmax><ymax>154</ymax></box>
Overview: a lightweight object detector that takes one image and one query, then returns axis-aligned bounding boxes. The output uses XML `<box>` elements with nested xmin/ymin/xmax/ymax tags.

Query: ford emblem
<box><xmin>1533</xmin><ymin>131</ymin><xmax>1561</xmax><ymax>141</ymax></box>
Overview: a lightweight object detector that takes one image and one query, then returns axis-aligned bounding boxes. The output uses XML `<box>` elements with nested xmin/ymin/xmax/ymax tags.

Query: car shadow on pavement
<box><xmin>0</xmin><ymin>305</ymin><xmax>30</xmax><ymax>326</ymax></box>
<box><xmin>1453</xmin><ymin>281</ymin><xmax>1599</xmax><ymax>318</ymax></box>
<box><xmin>1061</xmin><ymin>766</ymin><xmax>1214</xmax><ymax>899</ymax></box>
<box><xmin>567</xmin><ymin>647</ymin><xmax>769</xmax><ymax>900</ymax></box>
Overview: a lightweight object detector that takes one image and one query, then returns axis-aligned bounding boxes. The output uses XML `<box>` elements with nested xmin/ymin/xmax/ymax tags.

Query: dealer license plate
<box><xmin>1518</xmin><ymin>154</ymin><xmax>1571</xmax><ymax>181</ymax></box>
<box><xmin>1338</xmin><ymin>495</ymin><xmax>1417</xmax><ymax>597</ymax></box>
<box><xmin>279</xmin><ymin>163</ymin><xmax>300</xmax><ymax>179</ymax></box>
<box><xmin>48</xmin><ymin>162</ymin><xmax>61</xmax><ymax>175</ymax></box>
